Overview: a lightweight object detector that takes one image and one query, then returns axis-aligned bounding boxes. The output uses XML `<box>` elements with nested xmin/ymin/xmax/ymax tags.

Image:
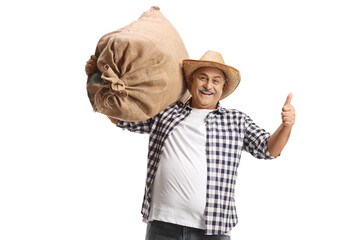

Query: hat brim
<box><xmin>182</xmin><ymin>60</ymin><xmax>241</xmax><ymax>100</ymax></box>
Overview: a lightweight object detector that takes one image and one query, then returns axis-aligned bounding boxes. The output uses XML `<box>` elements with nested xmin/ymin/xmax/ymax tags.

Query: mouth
<box><xmin>199</xmin><ymin>88</ymin><xmax>215</xmax><ymax>96</ymax></box>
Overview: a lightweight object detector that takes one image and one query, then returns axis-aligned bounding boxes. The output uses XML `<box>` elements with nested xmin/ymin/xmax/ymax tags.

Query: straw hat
<box><xmin>182</xmin><ymin>50</ymin><xmax>241</xmax><ymax>100</ymax></box>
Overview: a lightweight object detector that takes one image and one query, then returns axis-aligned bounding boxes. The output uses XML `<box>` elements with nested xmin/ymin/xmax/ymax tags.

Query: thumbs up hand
<box><xmin>282</xmin><ymin>93</ymin><xmax>296</xmax><ymax>127</ymax></box>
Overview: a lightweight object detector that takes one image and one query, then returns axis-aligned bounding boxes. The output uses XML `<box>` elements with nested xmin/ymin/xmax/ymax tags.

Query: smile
<box><xmin>199</xmin><ymin>88</ymin><xmax>215</xmax><ymax>96</ymax></box>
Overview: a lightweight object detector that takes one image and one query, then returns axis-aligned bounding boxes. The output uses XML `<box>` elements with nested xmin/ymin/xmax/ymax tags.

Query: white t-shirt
<box><xmin>148</xmin><ymin>107</ymin><xmax>212</xmax><ymax>230</ymax></box>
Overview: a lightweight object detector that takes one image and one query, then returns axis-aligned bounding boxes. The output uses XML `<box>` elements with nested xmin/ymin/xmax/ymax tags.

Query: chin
<box><xmin>199</xmin><ymin>101</ymin><xmax>217</xmax><ymax>109</ymax></box>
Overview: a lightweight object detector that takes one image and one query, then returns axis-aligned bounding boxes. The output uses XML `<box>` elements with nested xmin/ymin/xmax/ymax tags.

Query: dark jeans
<box><xmin>145</xmin><ymin>220</ymin><xmax>231</xmax><ymax>240</ymax></box>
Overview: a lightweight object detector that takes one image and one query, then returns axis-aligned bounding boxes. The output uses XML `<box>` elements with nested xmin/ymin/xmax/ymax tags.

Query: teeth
<box><xmin>200</xmin><ymin>90</ymin><xmax>213</xmax><ymax>95</ymax></box>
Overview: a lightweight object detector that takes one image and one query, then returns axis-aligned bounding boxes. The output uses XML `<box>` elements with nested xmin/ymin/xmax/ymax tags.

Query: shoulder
<box><xmin>160</xmin><ymin>101</ymin><xmax>183</xmax><ymax>115</ymax></box>
<box><xmin>152</xmin><ymin>101</ymin><xmax>184</xmax><ymax>123</ymax></box>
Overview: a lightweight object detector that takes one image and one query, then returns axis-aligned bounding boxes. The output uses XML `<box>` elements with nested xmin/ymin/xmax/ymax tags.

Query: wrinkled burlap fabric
<box><xmin>87</xmin><ymin>6</ymin><xmax>191</xmax><ymax>121</ymax></box>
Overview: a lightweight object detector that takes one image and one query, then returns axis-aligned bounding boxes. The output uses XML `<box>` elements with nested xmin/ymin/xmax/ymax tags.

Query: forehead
<box><xmin>193</xmin><ymin>67</ymin><xmax>225</xmax><ymax>78</ymax></box>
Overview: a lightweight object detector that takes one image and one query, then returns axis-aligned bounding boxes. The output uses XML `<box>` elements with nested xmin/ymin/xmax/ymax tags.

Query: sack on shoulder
<box><xmin>87</xmin><ymin>6</ymin><xmax>190</xmax><ymax>121</ymax></box>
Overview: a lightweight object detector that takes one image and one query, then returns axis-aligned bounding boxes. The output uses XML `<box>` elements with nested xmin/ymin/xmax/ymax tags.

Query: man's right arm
<box><xmin>115</xmin><ymin>117</ymin><xmax>154</xmax><ymax>134</ymax></box>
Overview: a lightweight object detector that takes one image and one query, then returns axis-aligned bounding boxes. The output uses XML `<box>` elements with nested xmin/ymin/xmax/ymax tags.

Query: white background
<box><xmin>1</xmin><ymin>0</ymin><xmax>359</xmax><ymax>239</ymax></box>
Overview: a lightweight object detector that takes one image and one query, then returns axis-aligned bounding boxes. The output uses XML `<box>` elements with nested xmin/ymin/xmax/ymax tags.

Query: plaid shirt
<box><xmin>117</xmin><ymin>100</ymin><xmax>275</xmax><ymax>235</ymax></box>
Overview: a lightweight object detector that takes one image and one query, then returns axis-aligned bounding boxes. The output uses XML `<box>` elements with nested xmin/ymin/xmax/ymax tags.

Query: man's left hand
<box><xmin>281</xmin><ymin>93</ymin><xmax>296</xmax><ymax>128</ymax></box>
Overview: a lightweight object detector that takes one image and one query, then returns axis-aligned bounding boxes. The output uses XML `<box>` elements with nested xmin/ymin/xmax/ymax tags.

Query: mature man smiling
<box><xmin>189</xmin><ymin>67</ymin><xmax>226</xmax><ymax>109</ymax></box>
<box><xmin>85</xmin><ymin>50</ymin><xmax>295</xmax><ymax>239</ymax></box>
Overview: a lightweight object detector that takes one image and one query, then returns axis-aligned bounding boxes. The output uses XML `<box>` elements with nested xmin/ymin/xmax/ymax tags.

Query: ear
<box><xmin>222</xmin><ymin>79</ymin><xmax>228</xmax><ymax>89</ymax></box>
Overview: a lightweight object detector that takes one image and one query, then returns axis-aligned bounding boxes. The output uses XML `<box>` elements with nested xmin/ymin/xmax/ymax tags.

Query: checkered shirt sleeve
<box><xmin>116</xmin><ymin>117</ymin><xmax>154</xmax><ymax>134</ymax></box>
<box><xmin>243</xmin><ymin>115</ymin><xmax>275</xmax><ymax>159</ymax></box>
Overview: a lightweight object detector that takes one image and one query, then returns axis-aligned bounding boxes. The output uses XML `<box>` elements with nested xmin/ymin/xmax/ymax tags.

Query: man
<box><xmin>85</xmin><ymin>50</ymin><xmax>295</xmax><ymax>239</ymax></box>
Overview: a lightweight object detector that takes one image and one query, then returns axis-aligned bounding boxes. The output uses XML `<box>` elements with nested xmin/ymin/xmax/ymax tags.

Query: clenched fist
<box><xmin>281</xmin><ymin>93</ymin><xmax>296</xmax><ymax>127</ymax></box>
<box><xmin>85</xmin><ymin>55</ymin><xmax>98</xmax><ymax>75</ymax></box>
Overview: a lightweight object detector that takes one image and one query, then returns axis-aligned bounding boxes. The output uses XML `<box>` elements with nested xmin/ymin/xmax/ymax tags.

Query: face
<box><xmin>190</xmin><ymin>67</ymin><xmax>226</xmax><ymax>109</ymax></box>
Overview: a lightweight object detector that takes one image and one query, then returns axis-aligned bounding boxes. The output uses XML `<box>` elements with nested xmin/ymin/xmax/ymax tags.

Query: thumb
<box><xmin>284</xmin><ymin>93</ymin><xmax>293</xmax><ymax>106</ymax></box>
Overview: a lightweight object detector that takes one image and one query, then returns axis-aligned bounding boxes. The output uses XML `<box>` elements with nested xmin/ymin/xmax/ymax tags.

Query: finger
<box><xmin>87</xmin><ymin>61</ymin><xmax>96</xmax><ymax>67</ymax></box>
<box><xmin>282</xmin><ymin>115</ymin><xmax>295</xmax><ymax>121</ymax></box>
<box><xmin>90</xmin><ymin>55</ymin><xmax>97</xmax><ymax>61</ymax></box>
<box><xmin>284</xmin><ymin>93</ymin><xmax>293</xmax><ymax>106</ymax></box>
<box><xmin>282</xmin><ymin>111</ymin><xmax>291</xmax><ymax>117</ymax></box>
<box><xmin>282</xmin><ymin>106</ymin><xmax>289</xmax><ymax>112</ymax></box>
<box><xmin>282</xmin><ymin>115</ymin><xmax>295</xmax><ymax>122</ymax></box>
<box><xmin>282</xmin><ymin>105</ymin><xmax>294</xmax><ymax>112</ymax></box>
<box><xmin>282</xmin><ymin>111</ymin><xmax>295</xmax><ymax>118</ymax></box>
<box><xmin>85</xmin><ymin>65</ymin><xmax>95</xmax><ymax>75</ymax></box>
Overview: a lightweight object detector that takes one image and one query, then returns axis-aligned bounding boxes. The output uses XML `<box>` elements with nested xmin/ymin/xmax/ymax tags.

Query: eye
<box><xmin>200</xmin><ymin>76</ymin><xmax>207</xmax><ymax>81</ymax></box>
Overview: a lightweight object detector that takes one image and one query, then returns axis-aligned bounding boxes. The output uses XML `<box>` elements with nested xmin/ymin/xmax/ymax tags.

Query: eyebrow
<box><xmin>199</xmin><ymin>73</ymin><xmax>223</xmax><ymax>79</ymax></box>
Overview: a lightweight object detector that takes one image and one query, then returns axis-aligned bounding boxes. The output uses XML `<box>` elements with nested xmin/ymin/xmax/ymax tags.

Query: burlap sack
<box><xmin>87</xmin><ymin>6</ymin><xmax>190</xmax><ymax>121</ymax></box>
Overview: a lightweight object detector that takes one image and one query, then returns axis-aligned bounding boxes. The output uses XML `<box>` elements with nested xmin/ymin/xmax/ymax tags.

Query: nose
<box><xmin>204</xmin><ymin>80</ymin><xmax>213</xmax><ymax>90</ymax></box>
